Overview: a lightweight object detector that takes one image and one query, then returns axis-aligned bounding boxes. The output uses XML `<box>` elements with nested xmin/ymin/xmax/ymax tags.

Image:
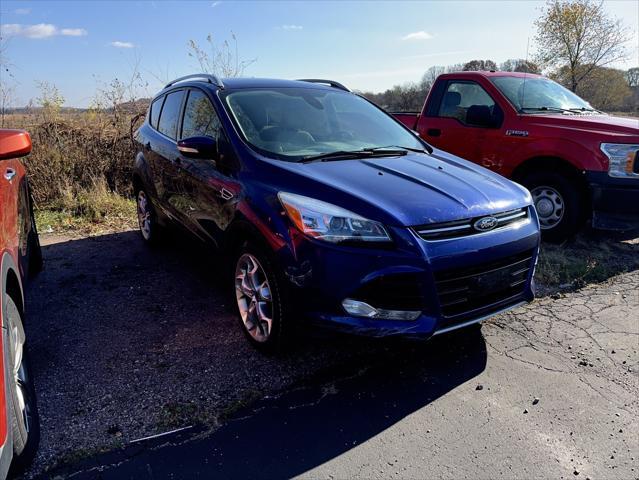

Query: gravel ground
<box><xmin>20</xmin><ymin>229</ymin><xmax>639</xmax><ymax>478</ymax></box>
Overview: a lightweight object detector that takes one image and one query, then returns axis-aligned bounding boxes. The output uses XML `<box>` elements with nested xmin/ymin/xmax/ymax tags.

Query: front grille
<box><xmin>434</xmin><ymin>250</ymin><xmax>533</xmax><ymax>318</ymax></box>
<box><xmin>414</xmin><ymin>207</ymin><xmax>529</xmax><ymax>241</ymax></box>
<box><xmin>351</xmin><ymin>273</ymin><xmax>424</xmax><ymax>311</ymax></box>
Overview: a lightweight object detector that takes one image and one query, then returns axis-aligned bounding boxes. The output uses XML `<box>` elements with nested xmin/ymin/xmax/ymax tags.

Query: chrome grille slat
<box><xmin>414</xmin><ymin>207</ymin><xmax>530</xmax><ymax>241</ymax></box>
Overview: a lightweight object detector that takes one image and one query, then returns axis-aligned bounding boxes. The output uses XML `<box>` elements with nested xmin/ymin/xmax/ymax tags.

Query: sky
<box><xmin>1</xmin><ymin>0</ymin><xmax>638</xmax><ymax>107</ymax></box>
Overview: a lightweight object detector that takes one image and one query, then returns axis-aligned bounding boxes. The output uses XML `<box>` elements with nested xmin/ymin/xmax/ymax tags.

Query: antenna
<box><xmin>520</xmin><ymin>37</ymin><xmax>530</xmax><ymax>114</ymax></box>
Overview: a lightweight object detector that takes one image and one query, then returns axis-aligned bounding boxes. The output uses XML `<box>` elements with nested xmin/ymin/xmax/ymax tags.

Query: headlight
<box><xmin>278</xmin><ymin>192</ymin><xmax>391</xmax><ymax>243</ymax></box>
<box><xmin>600</xmin><ymin>143</ymin><xmax>639</xmax><ymax>178</ymax></box>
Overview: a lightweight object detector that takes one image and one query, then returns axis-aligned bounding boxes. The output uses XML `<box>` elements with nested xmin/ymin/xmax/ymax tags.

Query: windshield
<box><xmin>491</xmin><ymin>76</ymin><xmax>594</xmax><ymax>112</ymax></box>
<box><xmin>222</xmin><ymin>87</ymin><xmax>425</xmax><ymax>161</ymax></box>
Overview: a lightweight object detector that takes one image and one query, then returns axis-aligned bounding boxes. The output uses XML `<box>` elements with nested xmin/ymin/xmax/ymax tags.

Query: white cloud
<box><xmin>61</xmin><ymin>28</ymin><xmax>87</xmax><ymax>37</ymax></box>
<box><xmin>211</xmin><ymin>1</ymin><xmax>221</xmax><ymax>6</ymax></box>
<box><xmin>110</xmin><ymin>41</ymin><xmax>134</xmax><ymax>48</ymax></box>
<box><xmin>0</xmin><ymin>23</ymin><xmax>87</xmax><ymax>39</ymax></box>
<box><xmin>401</xmin><ymin>31</ymin><xmax>433</xmax><ymax>41</ymax></box>
<box><xmin>281</xmin><ymin>24</ymin><xmax>303</xmax><ymax>30</ymax></box>
<box><xmin>14</xmin><ymin>8</ymin><xmax>31</xmax><ymax>15</ymax></box>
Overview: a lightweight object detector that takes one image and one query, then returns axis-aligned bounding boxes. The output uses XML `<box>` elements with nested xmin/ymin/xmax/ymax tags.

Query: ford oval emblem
<box><xmin>474</xmin><ymin>216</ymin><xmax>498</xmax><ymax>232</ymax></box>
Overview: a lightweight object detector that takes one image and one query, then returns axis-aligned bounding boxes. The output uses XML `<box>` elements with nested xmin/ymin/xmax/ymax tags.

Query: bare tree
<box><xmin>462</xmin><ymin>59</ymin><xmax>498</xmax><ymax>71</ymax></box>
<box><xmin>534</xmin><ymin>0</ymin><xmax>630</xmax><ymax>92</ymax></box>
<box><xmin>627</xmin><ymin>67</ymin><xmax>639</xmax><ymax>88</ymax></box>
<box><xmin>500</xmin><ymin>59</ymin><xmax>541</xmax><ymax>74</ymax></box>
<box><xmin>188</xmin><ymin>32</ymin><xmax>256</xmax><ymax>78</ymax></box>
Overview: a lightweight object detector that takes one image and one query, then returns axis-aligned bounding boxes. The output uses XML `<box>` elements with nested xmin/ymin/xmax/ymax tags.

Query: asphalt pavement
<box><xmin>22</xmin><ymin>231</ymin><xmax>639</xmax><ymax>479</ymax></box>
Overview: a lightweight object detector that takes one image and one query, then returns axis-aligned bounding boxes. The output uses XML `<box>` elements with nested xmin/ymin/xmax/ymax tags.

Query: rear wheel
<box><xmin>521</xmin><ymin>171</ymin><xmax>583</xmax><ymax>242</ymax></box>
<box><xmin>233</xmin><ymin>243</ymin><xmax>291</xmax><ymax>352</ymax></box>
<box><xmin>136</xmin><ymin>189</ymin><xmax>161</xmax><ymax>244</ymax></box>
<box><xmin>5</xmin><ymin>295</ymin><xmax>40</xmax><ymax>474</ymax></box>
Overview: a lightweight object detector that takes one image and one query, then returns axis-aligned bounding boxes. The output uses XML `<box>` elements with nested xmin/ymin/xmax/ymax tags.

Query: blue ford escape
<box><xmin>133</xmin><ymin>75</ymin><xmax>540</xmax><ymax>350</ymax></box>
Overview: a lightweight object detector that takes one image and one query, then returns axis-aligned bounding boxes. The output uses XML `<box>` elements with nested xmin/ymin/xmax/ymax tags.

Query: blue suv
<box><xmin>133</xmin><ymin>74</ymin><xmax>540</xmax><ymax>350</ymax></box>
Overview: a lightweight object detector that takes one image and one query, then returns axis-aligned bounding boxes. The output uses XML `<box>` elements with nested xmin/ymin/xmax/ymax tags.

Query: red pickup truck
<box><xmin>393</xmin><ymin>71</ymin><xmax>639</xmax><ymax>241</ymax></box>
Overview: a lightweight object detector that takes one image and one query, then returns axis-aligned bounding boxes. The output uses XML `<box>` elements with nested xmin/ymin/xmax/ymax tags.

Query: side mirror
<box><xmin>177</xmin><ymin>136</ymin><xmax>217</xmax><ymax>159</ymax></box>
<box><xmin>465</xmin><ymin>105</ymin><xmax>497</xmax><ymax>128</ymax></box>
<box><xmin>0</xmin><ymin>130</ymin><xmax>32</xmax><ymax>160</ymax></box>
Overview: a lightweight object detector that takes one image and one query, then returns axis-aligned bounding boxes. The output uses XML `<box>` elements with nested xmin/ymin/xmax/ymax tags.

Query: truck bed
<box><xmin>392</xmin><ymin>112</ymin><xmax>420</xmax><ymax>130</ymax></box>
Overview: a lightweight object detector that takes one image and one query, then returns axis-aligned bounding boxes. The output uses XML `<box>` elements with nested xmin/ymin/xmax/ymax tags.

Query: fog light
<box><xmin>342</xmin><ymin>299</ymin><xmax>421</xmax><ymax>321</ymax></box>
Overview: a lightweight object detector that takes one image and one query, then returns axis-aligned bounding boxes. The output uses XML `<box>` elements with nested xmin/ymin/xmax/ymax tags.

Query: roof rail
<box><xmin>165</xmin><ymin>74</ymin><xmax>224</xmax><ymax>89</ymax></box>
<box><xmin>297</xmin><ymin>79</ymin><xmax>350</xmax><ymax>92</ymax></box>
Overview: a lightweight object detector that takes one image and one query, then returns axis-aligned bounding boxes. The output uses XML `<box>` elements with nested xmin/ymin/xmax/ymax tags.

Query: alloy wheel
<box><xmin>137</xmin><ymin>190</ymin><xmax>152</xmax><ymax>240</ymax></box>
<box><xmin>531</xmin><ymin>186</ymin><xmax>564</xmax><ymax>230</ymax></box>
<box><xmin>235</xmin><ymin>253</ymin><xmax>273</xmax><ymax>343</ymax></box>
<box><xmin>7</xmin><ymin>298</ymin><xmax>33</xmax><ymax>451</ymax></box>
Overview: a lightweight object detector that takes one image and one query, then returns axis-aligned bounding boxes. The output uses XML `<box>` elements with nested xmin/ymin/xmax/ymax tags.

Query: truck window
<box><xmin>438</xmin><ymin>81</ymin><xmax>496</xmax><ymax>125</ymax></box>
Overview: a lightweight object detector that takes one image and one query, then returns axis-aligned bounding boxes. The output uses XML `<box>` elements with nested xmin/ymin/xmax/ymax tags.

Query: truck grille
<box><xmin>414</xmin><ymin>207</ymin><xmax>529</xmax><ymax>241</ymax></box>
<box><xmin>434</xmin><ymin>250</ymin><xmax>534</xmax><ymax>318</ymax></box>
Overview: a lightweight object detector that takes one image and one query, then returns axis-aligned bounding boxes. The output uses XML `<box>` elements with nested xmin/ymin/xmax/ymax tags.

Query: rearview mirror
<box><xmin>0</xmin><ymin>130</ymin><xmax>32</xmax><ymax>160</ymax></box>
<box><xmin>177</xmin><ymin>136</ymin><xmax>217</xmax><ymax>159</ymax></box>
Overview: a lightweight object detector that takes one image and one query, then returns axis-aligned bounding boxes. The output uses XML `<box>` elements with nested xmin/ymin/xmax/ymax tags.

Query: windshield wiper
<box><xmin>300</xmin><ymin>148</ymin><xmax>408</xmax><ymax>163</ymax></box>
<box><xmin>568</xmin><ymin>107</ymin><xmax>603</xmax><ymax>114</ymax></box>
<box><xmin>519</xmin><ymin>106</ymin><xmax>575</xmax><ymax>114</ymax></box>
<box><xmin>371</xmin><ymin>145</ymin><xmax>431</xmax><ymax>154</ymax></box>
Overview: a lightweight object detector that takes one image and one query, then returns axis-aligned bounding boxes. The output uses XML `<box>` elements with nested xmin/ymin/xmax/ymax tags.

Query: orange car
<box><xmin>0</xmin><ymin>129</ymin><xmax>41</xmax><ymax>477</ymax></box>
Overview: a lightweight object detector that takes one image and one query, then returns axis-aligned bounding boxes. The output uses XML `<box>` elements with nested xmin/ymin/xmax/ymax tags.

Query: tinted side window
<box><xmin>157</xmin><ymin>90</ymin><xmax>185</xmax><ymax>140</ymax></box>
<box><xmin>181</xmin><ymin>90</ymin><xmax>220</xmax><ymax>140</ymax></box>
<box><xmin>438</xmin><ymin>81</ymin><xmax>495</xmax><ymax>123</ymax></box>
<box><xmin>150</xmin><ymin>96</ymin><xmax>164</xmax><ymax>129</ymax></box>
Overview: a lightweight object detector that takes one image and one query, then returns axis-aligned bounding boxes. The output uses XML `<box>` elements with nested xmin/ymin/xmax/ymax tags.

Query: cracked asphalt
<box><xmin>21</xmin><ymin>230</ymin><xmax>639</xmax><ymax>479</ymax></box>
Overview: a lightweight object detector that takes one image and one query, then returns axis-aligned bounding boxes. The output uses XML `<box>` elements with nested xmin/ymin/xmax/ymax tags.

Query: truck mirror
<box><xmin>466</xmin><ymin>105</ymin><xmax>496</xmax><ymax>128</ymax></box>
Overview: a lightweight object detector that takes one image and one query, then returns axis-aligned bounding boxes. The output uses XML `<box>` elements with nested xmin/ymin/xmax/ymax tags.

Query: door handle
<box><xmin>4</xmin><ymin>168</ymin><xmax>16</xmax><ymax>181</ymax></box>
<box><xmin>144</xmin><ymin>142</ymin><xmax>151</xmax><ymax>151</ymax></box>
<box><xmin>426</xmin><ymin>128</ymin><xmax>441</xmax><ymax>137</ymax></box>
<box><xmin>220</xmin><ymin>188</ymin><xmax>234</xmax><ymax>200</ymax></box>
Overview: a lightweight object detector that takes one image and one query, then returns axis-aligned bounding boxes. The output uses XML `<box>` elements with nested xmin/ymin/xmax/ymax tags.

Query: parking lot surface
<box><xmin>24</xmin><ymin>231</ymin><xmax>639</xmax><ymax>479</ymax></box>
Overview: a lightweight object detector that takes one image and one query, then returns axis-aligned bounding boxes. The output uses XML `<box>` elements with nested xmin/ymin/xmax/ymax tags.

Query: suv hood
<box><xmin>275</xmin><ymin>149</ymin><xmax>531</xmax><ymax>227</ymax></box>
<box><xmin>524</xmin><ymin>113</ymin><xmax>639</xmax><ymax>139</ymax></box>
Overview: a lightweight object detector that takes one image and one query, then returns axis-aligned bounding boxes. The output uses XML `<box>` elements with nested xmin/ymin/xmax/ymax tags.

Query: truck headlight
<box><xmin>600</xmin><ymin>143</ymin><xmax>639</xmax><ymax>178</ymax></box>
<box><xmin>278</xmin><ymin>192</ymin><xmax>391</xmax><ymax>243</ymax></box>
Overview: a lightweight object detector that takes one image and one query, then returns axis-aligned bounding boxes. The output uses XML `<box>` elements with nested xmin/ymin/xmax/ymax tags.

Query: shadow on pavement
<box><xmin>47</xmin><ymin>328</ymin><xmax>487</xmax><ymax>480</ymax></box>
<box><xmin>27</xmin><ymin>230</ymin><xmax>487</xmax><ymax>479</ymax></box>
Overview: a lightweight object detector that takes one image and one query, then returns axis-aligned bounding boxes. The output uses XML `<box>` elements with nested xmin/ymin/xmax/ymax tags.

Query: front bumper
<box><xmin>587</xmin><ymin>171</ymin><xmax>639</xmax><ymax>231</ymax></box>
<box><xmin>278</xmin><ymin>211</ymin><xmax>540</xmax><ymax>339</ymax></box>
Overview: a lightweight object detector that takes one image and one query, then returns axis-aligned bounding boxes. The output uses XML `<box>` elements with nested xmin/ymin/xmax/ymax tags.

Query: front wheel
<box><xmin>521</xmin><ymin>172</ymin><xmax>584</xmax><ymax>242</ymax></box>
<box><xmin>5</xmin><ymin>295</ymin><xmax>40</xmax><ymax>475</ymax></box>
<box><xmin>233</xmin><ymin>243</ymin><xmax>291</xmax><ymax>352</ymax></box>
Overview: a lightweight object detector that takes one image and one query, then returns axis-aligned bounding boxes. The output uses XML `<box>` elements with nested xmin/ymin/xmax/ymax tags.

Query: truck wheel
<box><xmin>233</xmin><ymin>242</ymin><xmax>291</xmax><ymax>352</ymax></box>
<box><xmin>136</xmin><ymin>189</ymin><xmax>162</xmax><ymax>245</ymax></box>
<box><xmin>5</xmin><ymin>295</ymin><xmax>40</xmax><ymax>475</ymax></box>
<box><xmin>521</xmin><ymin>172</ymin><xmax>583</xmax><ymax>242</ymax></box>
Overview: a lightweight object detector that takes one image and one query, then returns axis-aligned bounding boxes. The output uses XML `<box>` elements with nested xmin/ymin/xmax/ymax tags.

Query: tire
<box><xmin>135</xmin><ymin>188</ymin><xmax>162</xmax><ymax>245</ymax></box>
<box><xmin>521</xmin><ymin>171</ymin><xmax>583</xmax><ymax>242</ymax></box>
<box><xmin>4</xmin><ymin>295</ymin><xmax>40</xmax><ymax>475</ymax></box>
<box><xmin>232</xmin><ymin>242</ymin><xmax>291</xmax><ymax>352</ymax></box>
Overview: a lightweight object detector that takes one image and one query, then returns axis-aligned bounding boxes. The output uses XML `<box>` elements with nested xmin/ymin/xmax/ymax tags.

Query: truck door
<box><xmin>417</xmin><ymin>80</ymin><xmax>505</xmax><ymax>172</ymax></box>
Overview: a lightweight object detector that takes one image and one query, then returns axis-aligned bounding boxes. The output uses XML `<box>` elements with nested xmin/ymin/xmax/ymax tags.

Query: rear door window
<box><xmin>149</xmin><ymin>96</ymin><xmax>164</xmax><ymax>129</ymax></box>
<box><xmin>157</xmin><ymin>90</ymin><xmax>185</xmax><ymax>140</ymax></box>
